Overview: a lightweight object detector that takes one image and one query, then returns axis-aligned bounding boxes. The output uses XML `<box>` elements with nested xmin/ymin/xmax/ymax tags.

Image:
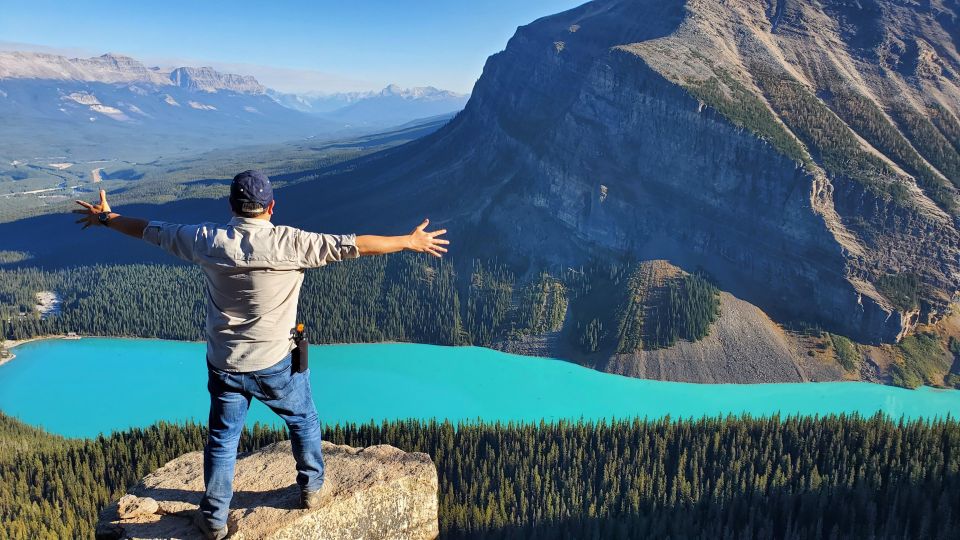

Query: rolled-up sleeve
<box><xmin>297</xmin><ymin>231</ymin><xmax>360</xmax><ymax>268</ymax></box>
<box><xmin>142</xmin><ymin>221</ymin><xmax>205</xmax><ymax>263</ymax></box>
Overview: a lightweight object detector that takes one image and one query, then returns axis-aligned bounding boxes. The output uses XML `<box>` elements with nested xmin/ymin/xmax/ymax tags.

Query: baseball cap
<box><xmin>230</xmin><ymin>170</ymin><xmax>273</xmax><ymax>211</ymax></box>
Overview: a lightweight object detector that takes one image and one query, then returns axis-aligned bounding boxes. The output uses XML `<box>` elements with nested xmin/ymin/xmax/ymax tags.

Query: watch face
<box><xmin>98</xmin><ymin>212</ymin><xmax>110</xmax><ymax>223</ymax></box>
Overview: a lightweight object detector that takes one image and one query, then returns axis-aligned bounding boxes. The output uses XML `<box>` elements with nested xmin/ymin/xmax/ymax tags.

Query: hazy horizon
<box><xmin>0</xmin><ymin>0</ymin><xmax>586</xmax><ymax>94</ymax></box>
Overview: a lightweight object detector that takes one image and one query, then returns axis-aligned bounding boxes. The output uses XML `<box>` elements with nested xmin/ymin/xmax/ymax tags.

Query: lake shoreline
<box><xmin>1</xmin><ymin>334</ymin><xmax>201</xmax><ymax>368</ymax></box>
<box><xmin>1</xmin><ymin>335</ymin><xmax>950</xmax><ymax>392</ymax></box>
<box><xmin>1</xmin><ymin>335</ymin><xmax>62</xmax><ymax>367</ymax></box>
<box><xmin>3</xmin><ymin>338</ymin><xmax>958</xmax><ymax>439</ymax></box>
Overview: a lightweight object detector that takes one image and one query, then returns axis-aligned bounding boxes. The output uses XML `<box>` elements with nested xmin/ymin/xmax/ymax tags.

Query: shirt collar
<box><xmin>228</xmin><ymin>217</ymin><xmax>275</xmax><ymax>228</ymax></box>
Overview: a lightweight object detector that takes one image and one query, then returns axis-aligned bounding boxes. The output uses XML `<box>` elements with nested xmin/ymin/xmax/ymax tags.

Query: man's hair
<box><xmin>235</xmin><ymin>201</ymin><xmax>266</xmax><ymax>218</ymax></box>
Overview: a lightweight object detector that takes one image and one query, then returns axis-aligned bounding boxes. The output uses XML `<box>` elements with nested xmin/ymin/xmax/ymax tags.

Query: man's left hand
<box><xmin>408</xmin><ymin>218</ymin><xmax>449</xmax><ymax>258</ymax></box>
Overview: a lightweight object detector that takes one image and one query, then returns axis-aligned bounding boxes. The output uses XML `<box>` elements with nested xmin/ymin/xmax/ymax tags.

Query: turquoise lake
<box><xmin>1</xmin><ymin>337</ymin><xmax>958</xmax><ymax>438</ymax></box>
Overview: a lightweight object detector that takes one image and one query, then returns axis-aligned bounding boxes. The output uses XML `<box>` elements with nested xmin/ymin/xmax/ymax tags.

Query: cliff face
<box><xmin>169</xmin><ymin>67</ymin><xmax>267</xmax><ymax>94</ymax></box>
<box><xmin>291</xmin><ymin>0</ymin><xmax>960</xmax><ymax>344</ymax></box>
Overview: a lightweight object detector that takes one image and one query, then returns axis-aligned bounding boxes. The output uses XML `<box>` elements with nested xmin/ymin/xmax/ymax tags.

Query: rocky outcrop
<box><xmin>95</xmin><ymin>441</ymin><xmax>438</xmax><ymax>540</ymax></box>
<box><xmin>170</xmin><ymin>67</ymin><xmax>266</xmax><ymax>95</ymax></box>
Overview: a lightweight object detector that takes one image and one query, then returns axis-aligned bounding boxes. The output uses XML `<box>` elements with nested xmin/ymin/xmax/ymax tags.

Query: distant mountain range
<box><xmin>0</xmin><ymin>51</ymin><xmax>468</xmax><ymax>161</ymax></box>
<box><xmin>268</xmin><ymin>85</ymin><xmax>470</xmax><ymax>126</ymax></box>
<box><xmin>0</xmin><ymin>51</ymin><xmax>268</xmax><ymax>93</ymax></box>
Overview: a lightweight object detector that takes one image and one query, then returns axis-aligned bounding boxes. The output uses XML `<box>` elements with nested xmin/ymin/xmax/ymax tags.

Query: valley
<box><xmin>0</xmin><ymin>114</ymin><xmax>451</xmax><ymax>223</ymax></box>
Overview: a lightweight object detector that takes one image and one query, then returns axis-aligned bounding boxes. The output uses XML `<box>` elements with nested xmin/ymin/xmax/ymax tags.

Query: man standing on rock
<box><xmin>74</xmin><ymin>170</ymin><xmax>450</xmax><ymax>539</ymax></box>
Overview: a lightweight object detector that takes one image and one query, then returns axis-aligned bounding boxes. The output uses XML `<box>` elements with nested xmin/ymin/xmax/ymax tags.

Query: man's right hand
<box><xmin>407</xmin><ymin>219</ymin><xmax>449</xmax><ymax>258</ymax></box>
<box><xmin>73</xmin><ymin>189</ymin><xmax>112</xmax><ymax>230</ymax></box>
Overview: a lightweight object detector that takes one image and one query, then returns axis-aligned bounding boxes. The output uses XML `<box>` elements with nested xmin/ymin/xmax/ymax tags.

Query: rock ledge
<box><xmin>96</xmin><ymin>440</ymin><xmax>439</xmax><ymax>540</ymax></box>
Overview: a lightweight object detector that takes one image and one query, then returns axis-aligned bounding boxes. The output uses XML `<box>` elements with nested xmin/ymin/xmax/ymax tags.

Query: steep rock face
<box><xmin>170</xmin><ymin>67</ymin><xmax>267</xmax><ymax>95</ymax></box>
<box><xmin>0</xmin><ymin>52</ymin><xmax>267</xmax><ymax>94</ymax></box>
<box><xmin>95</xmin><ymin>440</ymin><xmax>439</xmax><ymax>540</ymax></box>
<box><xmin>286</xmin><ymin>0</ymin><xmax>960</xmax><ymax>344</ymax></box>
<box><xmin>0</xmin><ymin>52</ymin><xmax>170</xmax><ymax>84</ymax></box>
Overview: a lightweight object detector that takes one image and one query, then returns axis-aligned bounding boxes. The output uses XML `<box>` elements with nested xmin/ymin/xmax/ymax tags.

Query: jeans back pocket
<box><xmin>253</xmin><ymin>368</ymin><xmax>295</xmax><ymax>401</ymax></box>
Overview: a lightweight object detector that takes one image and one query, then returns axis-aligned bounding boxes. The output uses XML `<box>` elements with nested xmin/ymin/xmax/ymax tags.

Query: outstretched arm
<box><xmin>73</xmin><ymin>190</ymin><xmax>147</xmax><ymax>239</ymax></box>
<box><xmin>356</xmin><ymin>219</ymin><xmax>449</xmax><ymax>258</ymax></box>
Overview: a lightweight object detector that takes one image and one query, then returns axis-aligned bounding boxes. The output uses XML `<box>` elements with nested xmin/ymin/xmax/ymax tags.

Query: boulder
<box><xmin>117</xmin><ymin>494</ymin><xmax>160</xmax><ymax>519</ymax></box>
<box><xmin>95</xmin><ymin>440</ymin><xmax>439</xmax><ymax>540</ymax></box>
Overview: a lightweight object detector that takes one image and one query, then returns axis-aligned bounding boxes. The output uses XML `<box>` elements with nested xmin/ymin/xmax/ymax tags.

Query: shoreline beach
<box><xmin>1</xmin><ymin>335</ymin><xmax>79</xmax><ymax>367</ymax></box>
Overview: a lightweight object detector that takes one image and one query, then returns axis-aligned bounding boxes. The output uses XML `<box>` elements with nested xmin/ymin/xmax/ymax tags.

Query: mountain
<box><xmin>0</xmin><ymin>51</ymin><xmax>467</xmax><ymax>163</ymax></box>
<box><xmin>0</xmin><ymin>52</ymin><xmax>270</xmax><ymax>94</ymax></box>
<box><xmin>272</xmin><ymin>0</ymin><xmax>960</xmax><ymax>350</ymax></box>
<box><xmin>267</xmin><ymin>89</ymin><xmax>377</xmax><ymax>113</ymax></box>
<box><xmin>269</xmin><ymin>84</ymin><xmax>470</xmax><ymax>126</ymax></box>
<box><xmin>0</xmin><ymin>52</ymin><xmax>338</xmax><ymax>162</ymax></box>
<box><xmin>0</xmin><ymin>51</ymin><xmax>171</xmax><ymax>85</ymax></box>
<box><xmin>168</xmin><ymin>66</ymin><xmax>266</xmax><ymax>94</ymax></box>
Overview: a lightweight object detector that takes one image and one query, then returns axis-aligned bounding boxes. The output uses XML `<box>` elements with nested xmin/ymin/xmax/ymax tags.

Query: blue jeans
<box><xmin>200</xmin><ymin>353</ymin><xmax>324</xmax><ymax>528</ymax></box>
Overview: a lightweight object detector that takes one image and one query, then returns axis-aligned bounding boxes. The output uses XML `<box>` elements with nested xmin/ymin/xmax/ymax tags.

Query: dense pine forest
<box><xmin>0</xmin><ymin>413</ymin><xmax>957</xmax><ymax>539</ymax></box>
<box><xmin>4</xmin><ymin>255</ymin><xmax>958</xmax><ymax>389</ymax></box>
<box><xmin>0</xmin><ymin>255</ymin><xmax>719</xmax><ymax>358</ymax></box>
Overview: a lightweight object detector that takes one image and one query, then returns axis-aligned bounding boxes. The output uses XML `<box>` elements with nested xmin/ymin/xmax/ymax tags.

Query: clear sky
<box><xmin>0</xmin><ymin>0</ymin><xmax>586</xmax><ymax>94</ymax></box>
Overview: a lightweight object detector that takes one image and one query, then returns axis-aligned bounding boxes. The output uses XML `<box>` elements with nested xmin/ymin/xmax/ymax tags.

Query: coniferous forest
<box><xmin>0</xmin><ymin>413</ymin><xmax>957</xmax><ymax>540</ymax></box>
<box><xmin>4</xmin><ymin>256</ymin><xmax>958</xmax><ymax>389</ymax></box>
<box><xmin>0</xmin><ymin>255</ymin><xmax>719</xmax><ymax>357</ymax></box>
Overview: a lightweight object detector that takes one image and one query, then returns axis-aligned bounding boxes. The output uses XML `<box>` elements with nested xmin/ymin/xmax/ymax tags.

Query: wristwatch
<box><xmin>98</xmin><ymin>212</ymin><xmax>112</xmax><ymax>226</ymax></box>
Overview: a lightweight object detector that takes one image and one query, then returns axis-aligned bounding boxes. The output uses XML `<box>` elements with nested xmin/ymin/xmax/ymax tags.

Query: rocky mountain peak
<box><xmin>307</xmin><ymin>0</ymin><xmax>960</xmax><ymax>344</ymax></box>
<box><xmin>379</xmin><ymin>84</ymin><xmax>466</xmax><ymax>100</ymax></box>
<box><xmin>169</xmin><ymin>66</ymin><xmax>266</xmax><ymax>94</ymax></box>
<box><xmin>0</xmin><ymin>50</ymin><xmax>169</xmax><ymax>84</ymax></box>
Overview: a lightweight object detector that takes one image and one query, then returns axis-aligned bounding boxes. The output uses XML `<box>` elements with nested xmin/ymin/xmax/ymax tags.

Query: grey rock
<box><xmin>169</xmin><ymin>67</ymin><xmax>266</xmax><ymax>95</ymax></box>
<box><xmin>95</xmin><ymin>441</ymin><xmax>438</xmax><ymax>540</ymax></box>
<box><xmin>118</xmin><ymin>495</ymin><xmax>160</xmax><ymax>519</ymax></box>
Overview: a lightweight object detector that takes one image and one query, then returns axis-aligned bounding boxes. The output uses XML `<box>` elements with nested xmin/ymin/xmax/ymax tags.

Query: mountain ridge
<box><xmin>0</xmin><ymin>51</ymin><xmax>268</xmax><ymax>94</ymax></box>
<box><xmin>0</xmin><ymin>50</ymin><xmax>469</xmax><ymax>133</ymax></box>
<box><xmin>0</xmin><ymin>50</ymin><xmax>469</xmax><ymax>105</ymax></box>
<box><xmin>267</xmin><ymin>84</ymin><xmax>470</xmax><ymax>127</ymax></box>
<box><xmin>275</xmin><ymin>0</ymin><xmax>960</xmax><ymax>348</ymax></box>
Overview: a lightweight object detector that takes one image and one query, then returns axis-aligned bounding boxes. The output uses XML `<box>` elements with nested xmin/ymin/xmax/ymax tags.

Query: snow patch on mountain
<box><xmin>124</xmin><ymin>103</ymin><xmax>149</xmax><ymax>116</ymax></box>
<box><xmin>89</xmin><ymin>104</ymin><xmax>128</xmax><ymax>120</ymax></box>
<box><xmin>188</xmin><ymin>101</ymin><xmax>217</xmax><ymax>111</ymax></box>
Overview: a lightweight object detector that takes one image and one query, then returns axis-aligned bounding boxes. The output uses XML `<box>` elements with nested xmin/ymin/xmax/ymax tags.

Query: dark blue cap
<box><xmin>230</xmin><ymin>170</ymin><xmax>273</xmax><ymax>211</ymax></box>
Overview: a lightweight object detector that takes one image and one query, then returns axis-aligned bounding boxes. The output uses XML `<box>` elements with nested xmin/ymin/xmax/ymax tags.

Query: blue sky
<box><xmin>0</xmin><ymin>0</ymin><xmax>585</xmax><ymax>93</ymax></box>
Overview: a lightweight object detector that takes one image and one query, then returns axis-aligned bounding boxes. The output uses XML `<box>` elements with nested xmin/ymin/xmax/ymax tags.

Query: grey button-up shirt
<box><xmin>142</xmin><ymin>217</ymin><xmax>359</xmax><ymax>372</ymax></box>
